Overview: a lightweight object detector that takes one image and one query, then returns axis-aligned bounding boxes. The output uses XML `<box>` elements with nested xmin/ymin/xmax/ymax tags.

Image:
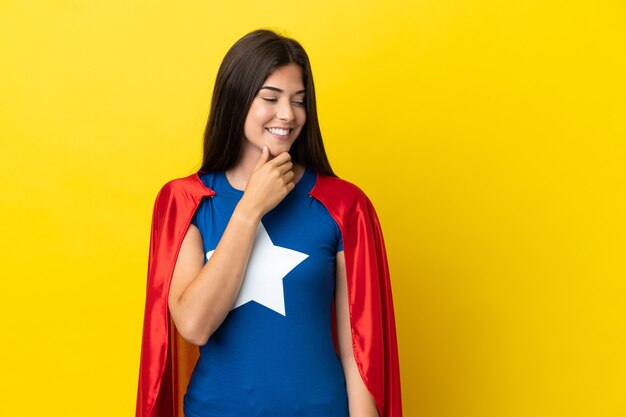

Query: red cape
<box><xmin>136</xmin><ymin>172</ymin><xmax>402</xmax><ymax>417</ymax></box>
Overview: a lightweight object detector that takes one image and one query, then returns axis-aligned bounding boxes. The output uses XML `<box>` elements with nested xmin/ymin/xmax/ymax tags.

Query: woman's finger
<box><xmin>277</xmin><ymin>161</ymin><xmax>293</xmax><ymax>175</ymax></box>
<box><xmin>253</xmin><ymin>146</ymin><xmax>270</xmax><ymax>171</ymax></box>
<box><xmin>283</xmin><ymin>169</ymin><xmax>295</xmax><ymax>183</ymax></box>
<box><xmin>270</xmin><ymin>151</ymin><xmax>291</xmax><ymax>167</ymax></box>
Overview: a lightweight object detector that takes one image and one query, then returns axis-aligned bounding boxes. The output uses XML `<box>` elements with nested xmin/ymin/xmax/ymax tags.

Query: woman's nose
<box><xmin>277</xmin><ymin>100</ymin><xmax>295</xmax><ymax>121</ymax></box>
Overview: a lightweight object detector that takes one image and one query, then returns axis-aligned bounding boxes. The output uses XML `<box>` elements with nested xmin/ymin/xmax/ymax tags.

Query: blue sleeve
<box><xmin>337</xmin><ymin>226</ymin><xmax>344</xmax><ymax>252</ymax></box>
<box><xmin>190</xmin><ymin>210</ymin><xmax>199</xmax><ymax>228</ymax></box>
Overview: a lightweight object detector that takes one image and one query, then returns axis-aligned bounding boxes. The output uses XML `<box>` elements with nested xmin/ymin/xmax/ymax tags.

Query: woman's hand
<box><xmin>238</xmin><ymin>146</ymin><xmax>295</xmax><ymax>219</ymax></box>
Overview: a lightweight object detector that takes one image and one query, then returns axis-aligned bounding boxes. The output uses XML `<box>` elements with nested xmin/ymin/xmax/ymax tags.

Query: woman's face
<box><xmin>242</xmin><ymin>63</ymin><xmax>306</xmax><ymax>158</ymax></box>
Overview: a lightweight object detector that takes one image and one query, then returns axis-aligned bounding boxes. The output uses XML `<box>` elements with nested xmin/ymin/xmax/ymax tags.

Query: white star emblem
<box><xmin>206</xmin><ymin>222</ymin><xmax>308</xmax><ymax>316</ymax></box>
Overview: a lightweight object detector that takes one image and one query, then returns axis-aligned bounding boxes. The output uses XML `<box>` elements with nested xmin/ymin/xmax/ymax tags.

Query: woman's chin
<box><xmin>266</xmin><ymin>143</ymin><xmax>293</xmax><ymax>157</ymax></box>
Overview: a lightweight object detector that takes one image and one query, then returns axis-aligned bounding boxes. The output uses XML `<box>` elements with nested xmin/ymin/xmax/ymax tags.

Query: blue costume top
<box><xmin>183</xmin><ymin>168</ymin><xmax>349</xmax><ymax>417</ymax></box>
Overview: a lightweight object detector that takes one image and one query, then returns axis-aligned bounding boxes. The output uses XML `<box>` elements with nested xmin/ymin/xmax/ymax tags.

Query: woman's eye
<box><xmin>261</xmin><ymin>97</ymin><xmax>278</xmax><ymax>103</ymax></box>
<box><xmin>293</xmin><ymin>100</ymin><xmax>305</xmax><ymax>107</ymax></box>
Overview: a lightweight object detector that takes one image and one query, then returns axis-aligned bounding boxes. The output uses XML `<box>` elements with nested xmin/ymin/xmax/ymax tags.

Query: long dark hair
<box><xmin>200</xmin><ymin>29</ymin><xmax>336</xmax><ymax>176</ymax></box>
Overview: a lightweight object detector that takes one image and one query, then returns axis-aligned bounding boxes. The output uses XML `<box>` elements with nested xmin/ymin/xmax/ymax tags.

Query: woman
<box><xmin>136</xmin><ymin>30</ymin><xmax>401</xmax><ymax>417</ymax></box>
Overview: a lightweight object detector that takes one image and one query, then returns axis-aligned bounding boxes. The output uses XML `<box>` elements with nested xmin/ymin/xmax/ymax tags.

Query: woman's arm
<box><xmin>167</xmin><ymin>148</ymin><xmax>295</xmax><ymax>345</ymax></box>
<box><xmin>336</xmin><ymin>251</ymin><xmax>380</xmax><ymax>417</ymax></box>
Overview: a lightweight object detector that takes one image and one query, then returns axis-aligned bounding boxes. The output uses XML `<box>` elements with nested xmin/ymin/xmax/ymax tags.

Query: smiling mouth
<box><xmin>266</xmin><ymin>127</ymin><xmax>292</xmax><ymax>136</ymax></box>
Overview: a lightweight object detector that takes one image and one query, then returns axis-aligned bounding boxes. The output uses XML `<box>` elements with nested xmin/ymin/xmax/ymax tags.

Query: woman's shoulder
<box><xmin>156</xmin><ymin>172</ymin><xmax>215</xmax><ymax>203</ymax></box>
<box><xmin>312</xmin><ymin>172</ymin><xmax>375</xmax><ymax>211</ymax></box>
<box><xmin>314</xmin><ymin>173</ymin><xmax>370</xmax><ymax>199</ymax></box>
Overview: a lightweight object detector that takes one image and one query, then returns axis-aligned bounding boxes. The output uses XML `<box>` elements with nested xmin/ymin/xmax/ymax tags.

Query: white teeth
<box><xmin>267</xmin><ymin>127</ymin><xmax>290</xmax><ymax>136</ymax></box>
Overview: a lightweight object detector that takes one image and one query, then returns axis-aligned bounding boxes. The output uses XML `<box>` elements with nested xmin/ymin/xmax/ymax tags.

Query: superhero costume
<box><xmin>136</xmin><ymin>171</ymin><xmax>402</xmax><ymax>417</ymax></box>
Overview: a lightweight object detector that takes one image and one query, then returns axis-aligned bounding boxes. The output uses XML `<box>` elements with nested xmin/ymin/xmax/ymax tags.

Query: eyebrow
<box><xmin>259</xmin><ymin>86</ymin><xmax>306</xmax><ymax>94</ymax></box>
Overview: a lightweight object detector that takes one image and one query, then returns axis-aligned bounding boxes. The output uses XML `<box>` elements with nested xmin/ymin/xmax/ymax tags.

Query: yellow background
<box><xmin>1</xmin><ymin>1</ymin><xmax>624</xmax><ymax>416</ymax></box>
